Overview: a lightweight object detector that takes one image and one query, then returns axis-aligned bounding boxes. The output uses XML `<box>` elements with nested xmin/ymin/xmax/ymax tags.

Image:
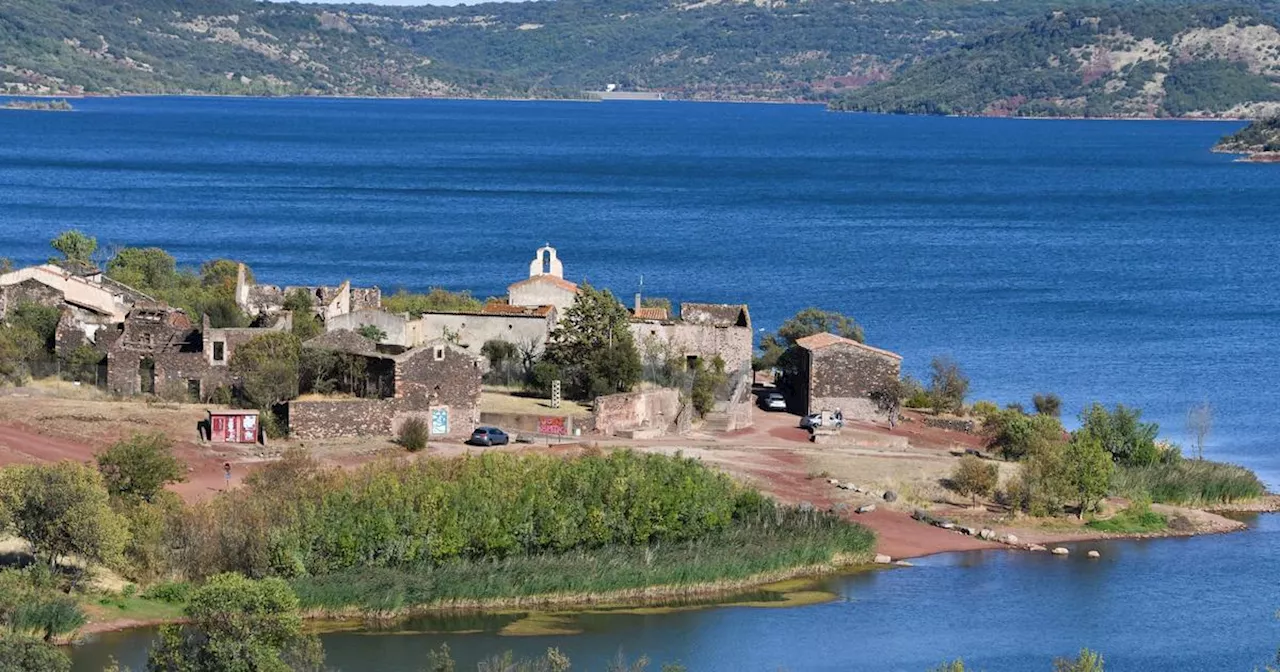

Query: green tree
<box><xmin>691</xmin><ymin>355</ymin><xmax>728</xmax><ymax>417</ymax></box>
<box><xmin>200</xmin><ymin>259</ymin><xmax>252</xmax><ymax>295</ymax></box>
<box><xmin>1032</xmin><ymin>392</ymin><xmax>1062</xmax><ymax>418</ymax></box>
<box><xmin>757</xmin><ymin>308</ymin><xmax>864</xmax><ymax>370</ymax></box>
<box><xmin>0</xmin><ymin>461</ymin><xmax>129</xmax><ymax>569</ymax></box>
<box><xmin>146</xmin><ymin>573</ymin><xmax>324</xmax><ymax>672</ymax></box>
<box><xmin>949</xmin><ymin>454</ymin><xmax>998</xmax><ymax>507</ymax></box>
<box><xmin>49</xmin><ymin>230</ymin><xmax>96</xmax><ymax>266</ymax></box>
<box><xmin>1075</xmin><ymin>403</ymin><xmax>1160</xmax><ymax>467</ymax></box>
<box><xmin>230</xmin><ymin>332</ymin><xmax>302</xmax><ymax>410</ymax></box>
<box><xmin>0</xmin><ymin>326</ymin><xmax>43</xmax><ymax>384</ymax></box>
<box><xmin>106</xmin><ymin>247</ymin><xmax>178</xmax><ymax>291</ymax></box>
<box><xmin>356</xmin><ymin>324</ymin><xmax>387</xmax><ymax>343</ymax></box>
<box><xmin>0</xmin><ymin>633</ymin><xmax>71</xmax><ymax>672</ymax></box>
<box><xmin>987</xmin><ymin>410</ymin><xmax>1064</xmax><ymax>460</ymax></box>
<box><xmin>5</xmin><ymin>302</ymin><xmax>59</xmax><ymax>354</ymax></box>
<box><xmin>543</xmin><ymin>283</ymin><xmax>641</xmax><ymax>399</ymax></box>
<box><xmin>96</xmin><ymin>432</ymin><xmax>186</xmax><ymax>502</ymax></box>
<box><xmin>928</xmin><ymin>356</ymin><xmax>969</xmax><ymax>415</ymax></box>
<box><xmin>283</xmin><ymin>289</ymin><xmax>322</xmax><ymax>342</ymax></box>
<box><xmin>1062</xmin><ymin>435</ymin><xmax>1114</xmax><ymax>519</ymax></box>
<box><xmin>62</xmin><ymin>345</ymin><xmax>104</xmax><ymax>383</ymax></box>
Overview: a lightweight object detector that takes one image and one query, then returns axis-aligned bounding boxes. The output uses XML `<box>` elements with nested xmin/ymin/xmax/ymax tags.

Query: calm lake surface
<box><xmin>2</xmin><ymin>98</ymin><xmax>1277</xmax><ymax>670</ymax></box>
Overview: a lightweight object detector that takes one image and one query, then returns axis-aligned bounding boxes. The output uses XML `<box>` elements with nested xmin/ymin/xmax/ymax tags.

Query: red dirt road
<box><xmin>0</xmin><ymin>422</ymin><xmax>99</xmax><ymax>466</ymax></box>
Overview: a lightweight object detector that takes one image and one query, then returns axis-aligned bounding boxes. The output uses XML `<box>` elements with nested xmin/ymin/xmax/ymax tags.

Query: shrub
<box><xmin>1111</xmin><ymin>460</ymin><xmax>1265</xmax><ymax>506</ymax></box>
<box><xmin>948</xmin><ymin>455</ymin><xmax>998</xmax><ymax>507</ymax></box>
<box><xmin>1032</xmin><ymin>393</ymin><xmax>1062</xmax><ymax>418</ymax></box>
<box><xmin>96</xmin><ymin>432</ymin><xmax>186</xmax><ymax>502</ymax></box>
<box><xmin>141</xmin><ymin>582</ymin><xmax>193</xmax><ymax>604</ymax></box>
<box><xmin>690</xmin><ymin>356</ymin><xmax>727</xmax><ymax>418</ymax></box>
<box><xmin>356</xmin><ymin>324</ymin><xmax>387</xmax><ymax>343</ymax></box>
<box><xmin>398</xmin><ymin>417</ymin><xmax>429</xmax><ymax>452</ymax></box>
<box><xmin>1075</xmin><ymin>403</ymin><xmax>1159</xmax><ymax>467</ymax></box>
<box><xmin>927</xmin><ymin>357</ymin><xmax>969</xmax><ymax>414</ymax></box>
<box><xmin>1086</xmin><ymin>497</ymin><xmax>1166</xmax><ymax>533</ymax></box>
<box><xmin>970</xmin><ymin>400</ymin><xmax>999</xmax><ymax>420</ymax></box>
<box><xmin>987</xmin><ymin>410</ymin><xmax>1064</xmax><ymax>460</ymax></box>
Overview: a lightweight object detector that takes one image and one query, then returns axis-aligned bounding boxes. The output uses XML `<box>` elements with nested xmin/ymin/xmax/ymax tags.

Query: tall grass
<box><xmin>291</xmin><ymin>508</ymin><xmax>874</xmax><ymax>613</ymax></box>
<box><xmin>1112</xmin><ymin>460</ymin><xmax>1265</xmax><ymax>506</ymax></box>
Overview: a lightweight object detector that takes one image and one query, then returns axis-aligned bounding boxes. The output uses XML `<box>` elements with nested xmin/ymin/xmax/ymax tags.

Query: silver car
<box><xmin>762</xmin><ymin>392</ymin><xmax>787</xmax><ymax>411</ymax></box>
<box><xmin>800</xmin><ymin>412</ymin><xmax>844</xmax><ymax>430</ymax></box>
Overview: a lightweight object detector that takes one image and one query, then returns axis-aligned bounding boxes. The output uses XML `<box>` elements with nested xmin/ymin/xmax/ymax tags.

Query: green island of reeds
<box><xmin>171</xmin><ymin>449</ymin><xmax>875</xmax><ymax>615</ymax></box>
<box><xmin>1112</xmin><ymin>460</ymin><xmax>1265</xmax><ymax>507</ymax></box>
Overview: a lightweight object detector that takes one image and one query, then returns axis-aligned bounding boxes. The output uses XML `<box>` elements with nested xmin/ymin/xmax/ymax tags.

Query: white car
<box><xmin>800</xmin><ymin>412</ymin><xmax>844</xmax><ymax>430</ymax></box>
<box><xmin>762</xmin><ymin>392</ymin><xmax>787</xmax><ymax>411</ymax></box>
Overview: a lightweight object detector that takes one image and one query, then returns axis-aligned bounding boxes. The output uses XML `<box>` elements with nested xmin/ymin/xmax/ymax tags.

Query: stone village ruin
<box><xmin>0</xmin><ymin>245</ymin><xmax>903</xmax><ymax>441</ymax></box>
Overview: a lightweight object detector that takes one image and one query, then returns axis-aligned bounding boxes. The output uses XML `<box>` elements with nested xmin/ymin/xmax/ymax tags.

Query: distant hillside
<box><xmin>0</xmin><ymin>0</ymin><xmax>1146</xmax><ymax>100</ymax></box>
<box><xmin>833</xmin><ymin>5</ymin><xmax>1280</xmax><ymax>118</ymax></box>
<box><xmin>1216</xmin><ymin>116</ymin><xmax>1280</xmax><ymax>151</ymax></box>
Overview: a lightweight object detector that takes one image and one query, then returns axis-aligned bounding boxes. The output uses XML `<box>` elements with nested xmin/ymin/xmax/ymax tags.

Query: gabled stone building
<box><xmin>289</xmin><ymin>331</ymin><xmax>483</xmax><ymax>440</ymax></box>
<box><xmin>787</xmin><ymin>332</ymin><xmax>902</xmax><ymax>422</ymax></box>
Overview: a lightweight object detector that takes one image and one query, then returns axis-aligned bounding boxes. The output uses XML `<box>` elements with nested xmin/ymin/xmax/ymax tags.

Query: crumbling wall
<box><xmin>328</xmin><ymin>309</ymin><xmax>415</xmax><ymax>346</ymax></box>
<box><xmin>289</xmin><ymin>398</ymin><xmax>472</xmax><ymax>440</ymax></box>
<box><xmin>632</xmin><ymin>322</ymin><xmax>753</xmax><ymax>375</ymax></box>
<box><xmin>415</xmin><ymin>312</ymin><xmax>551</xmax><ymax>352</ymax></box>
<box><xmin>592</xmin><ymin>388</ymin><xmax>681</xmax><ymax>437</ymax></box>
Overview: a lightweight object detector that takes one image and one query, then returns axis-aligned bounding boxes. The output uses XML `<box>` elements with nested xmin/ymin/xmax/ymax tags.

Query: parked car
<box><xmin>800</xmin><ymin>411</ymin><xmax>844</xmax><ymax>430</ymax></box>
<box><xmin>469</xmin><ymin>426</ymin><xmax>510</xmax><ymax>446</ymax></box>
<box><xmin>761</xmin><ymin>392</ymin><xmax>787</xmax><ymax>411</ymax></box>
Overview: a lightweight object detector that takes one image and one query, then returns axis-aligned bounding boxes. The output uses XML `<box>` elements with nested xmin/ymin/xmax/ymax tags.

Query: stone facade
<box><xmin>289</xmin><ymin>336</ymin><xmax>482</xmax><ymax>439</ymax></box>
<box><xmin>790</xmin><ymin>332</ymin><xmax>902</xmax><ymax>422</ymax></box>
<box><xmin>101</xmin><ymin>304</ymin><xmax>222</xmax><ymax>398</ymax></box>
<box><xmin>202</xmin><ymin>314</ymin><xmax>291</xmax><ymax>369</ymax></box>
<box><xmin>630</xmin><ymin>302</ymin><xmax>754</xmax><ymax>376</ymax></box>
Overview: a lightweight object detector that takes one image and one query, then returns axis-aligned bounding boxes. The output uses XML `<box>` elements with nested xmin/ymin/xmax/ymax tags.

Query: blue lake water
<box><xmin>2</xmin><ymin>97</ymin><xmax>1278</xmax><ymax>670</ymax></box>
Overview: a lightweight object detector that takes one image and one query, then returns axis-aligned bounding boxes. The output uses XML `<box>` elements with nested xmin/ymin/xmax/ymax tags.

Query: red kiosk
<box><xmin>207</xmin><ymin>409</ymin><xmax>261</xmax><ymax>444</ymax></box>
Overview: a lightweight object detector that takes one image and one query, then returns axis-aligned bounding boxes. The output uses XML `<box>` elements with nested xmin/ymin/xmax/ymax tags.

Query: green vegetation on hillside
<box><xmin>0</xmin><ymin>0</ymin><xmax>1131</xmax><ymax>100</ymax></box>
<box><xmin>834</xmin><ymin>4</ymin><xmax>1280</xmax><ymax>117</ymax></box>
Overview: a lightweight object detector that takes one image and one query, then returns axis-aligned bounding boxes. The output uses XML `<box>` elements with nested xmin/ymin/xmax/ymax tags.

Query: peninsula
<box><xmin>1214</xmin><ymin>117</ymin><xmax>1280</xmax><ymax>162</ymax></box>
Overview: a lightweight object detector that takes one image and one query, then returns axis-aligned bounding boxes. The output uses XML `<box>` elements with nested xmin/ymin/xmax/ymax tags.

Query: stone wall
<box><xmin>508</xmin><ymin>278</ymin><xmax>577</xmax><ymax>316</ymax></box>
<box><xmin>327</xmin><ymin>309</ymin><xmax>420</xmax><ymax>347</ymax></box>
<box><xmin>415</xmin><ymin>312</ymin><xmax>552</xmax><ymax>354</ymax></box>
<box><xmin>478</xmin><ymin>412</ymin><xmax>588</xmax><ymax>437</ymax></box>
<box><xmin>592</xmin><ymin>388</ymin><xmax>681</xmax><ymax>437</ymax></box>
<box><xmin>290</xmin><ymin>398</ymin><xmax>475</xmax><ymax>440</ymax></box>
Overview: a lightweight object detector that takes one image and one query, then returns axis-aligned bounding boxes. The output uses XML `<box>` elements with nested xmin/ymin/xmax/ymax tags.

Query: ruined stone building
<box><xmin>628</xmin><ymin>301</ymin><xmax>754</xmax><ymax>376</ymax></box>
<box><xmin>787</xmin><ymin>332</ymin><xmax>902</xmax><ymax>422</ymax></box>
<box><xmin>234</xmin><ymin>263</ymin><xmax>380</xmax><ymax>322</ymax></box>
<box><xmin>0</xmin><ymin>264</ymin><xmax>148</xmax><ymax>354</ymax></box>
<box><xmin>100</xmin><ymin>304</ymin><xmax>290</xmax><ymax>399</ymax></box>
<box><xmin>289</xmin><ymin>330</ymin><xmax>482</xmax><ymax>440</ymax></box>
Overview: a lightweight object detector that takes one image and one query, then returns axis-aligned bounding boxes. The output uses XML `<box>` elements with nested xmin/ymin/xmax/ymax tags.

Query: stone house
<box><xmin>289</xmin><ymin>331</ymin><xmax>483</xmax><ymax>440</ymax></box>
<box><xmin>325</xmin><ymin>302</ymin><xmax>556</xmax><ymax>363</ymax></box>
<box><xmin>787</xmin><ymin>332</ymin><xmax>902</xmax><ymax>422</ymax></box>
<box><xmin>0</xmin><ymin>264</ymin><xmax>149</xmax><ymax>354</ymax></box>
<box><xmin>100</xmin><ymin>304</ymin><xmax>290</xmax><ymax>399</ymax></box>
<box><xmin>629</xmin><ymin>301</ymin><xmax>754</xmax><ymax>376</ymax></box>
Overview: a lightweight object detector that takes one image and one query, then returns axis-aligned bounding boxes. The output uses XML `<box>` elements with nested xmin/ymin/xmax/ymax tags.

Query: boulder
<box><xmin>856</xmin><ymin>504</ymin><xmax>877</xmax><ymax>514</ymax></box>
<box><xmin>1087</xmin><ymin>550</ymin><xmax>1101</xmax><ymax>559</ymax></box>
<box><xmin>1051</xmin><ymin>547</ymin><xmax>1069</xmax><ymax>556</ymax></box>
<box><xmin>978</xmin><ymin>528</ymin><xmax>996</xmax><ymax>540</ymax></box>
<box><xmin>873</xmin><ymin>554</ymin><xmax>892</xmax><ymax>564</ymax></box>
<box><xmin>827</xmin><ymin>478</ymin><xmax>840</xmax><ymax>485</ymax></box>
<box><xmin>961</xmin><ymin>527</ymin><xmax>978</xmax><ymax>536</ymax></box>
<box><xmin>883</xmin><ymin>490</ymin><xmax>899</xmax><ymax>503</ymax></box>
<box><xmin>1028</xmin><ymin>544</ymin><xmax>1047</xmax><ymax>552</ymax></box>
<box><xmin>893</xmin><ymin>560</ymin><xmax>914</xmax><ymax>567</ymax></box>
<box><xmin>838</xmin><ymin>482</ymin><xmax>857</xmax><ymax>491</ymax></box>
<box><xmin>832</xmin><ymin>502</ymin><xmax>851</xmax><ymax>515</ymax></box>
<box><xmin>940</xmin><ymin>522</ymin><xmax>956</xmax><ymax>530</ymax></box>
<box><xmin>1003</xmin><ymin>534</ymin><xmax>1019</xmax><ymax>544</ymax></box>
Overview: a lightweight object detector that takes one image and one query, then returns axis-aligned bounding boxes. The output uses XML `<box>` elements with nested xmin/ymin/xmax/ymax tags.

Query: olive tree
<box><xmin>0</xmin><ymin>462</ymin><xmax>129</xmax><ymax>570</ymax></box>
<box><xmin>96</xmin><ymin>432</ymin><xmax>186</xmax><ymax>502</ymax></box>
<box><xmin>949</xmin><ymin>455</ymin><xmax>998</xmax><ymax>507</ymax></box>
<box><xmin>147</xmin><ymin>573</ymin><xmax>324</xmax><ymax>672</ymax></box>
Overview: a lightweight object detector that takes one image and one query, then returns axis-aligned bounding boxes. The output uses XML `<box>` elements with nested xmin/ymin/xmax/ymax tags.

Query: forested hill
<box><xmin>833</xmin><ymin>5</ymin><xmax>1280</xmax><ymax>118</ymax></box>
<box><xmin>4</xmin><ymin>0</ymin><xmax>1280</xmax><ymax>117</ymax></box>
<box><xmin>0</xmin><ymin>0</ymin><xmax>1158</xmax><ymax>100</ymax></box>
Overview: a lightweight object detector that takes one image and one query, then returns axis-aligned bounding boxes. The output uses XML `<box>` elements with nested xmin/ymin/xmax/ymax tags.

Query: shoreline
<box><xmin>75</xmin><ymin>506</ymin><xmax>1276</xmax><ymax>640</ymax></box>
<box><xmin>4</xmin><ymin>91</ymin><xmax>1256</xmax><ymax>121</ymax></box>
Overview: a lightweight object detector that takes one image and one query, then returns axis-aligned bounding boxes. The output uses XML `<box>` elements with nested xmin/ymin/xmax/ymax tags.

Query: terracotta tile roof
<box><xmin>632</xmin><ymin>306</ymin><xmax>669</xmax><ymax>321</ymax></box>
<box><xmin>794</xmin><ymin>332</ymin><xmax>903</xmax><ymax>360</ymax></box>
<box><xmin>508</xmin><ymin>275</ymin><xmax>580</xmax><ymax>293</ymax></box>
<box><xmin>480</xmin><ymin>302</ymin><xmax>555</xmax><ymax>317</ymax></box>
